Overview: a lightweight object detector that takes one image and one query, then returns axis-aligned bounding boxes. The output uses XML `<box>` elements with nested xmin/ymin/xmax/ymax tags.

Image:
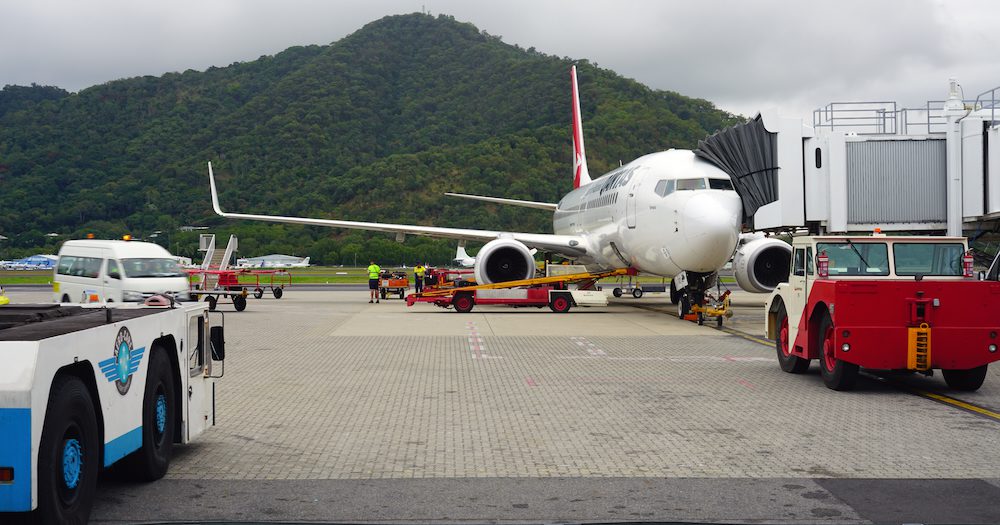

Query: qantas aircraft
<box><xmin>208</xmin><ymin>66</ymin><xmax>790</xmax><ymax>313</ymax></box>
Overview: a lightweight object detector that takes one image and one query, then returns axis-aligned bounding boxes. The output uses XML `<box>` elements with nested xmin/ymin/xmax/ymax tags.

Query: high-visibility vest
<box><xmin>415</xmin><ymin>266</ymin><xmax>425</xmax><ymax>277</ymax></box>
<box><xmin>368</xmin><ymin>264</ymin><xmax>380</xmax><ymax>279</ymax></box>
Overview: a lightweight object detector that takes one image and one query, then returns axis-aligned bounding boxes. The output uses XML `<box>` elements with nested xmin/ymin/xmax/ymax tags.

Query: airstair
<box><xmin>197</xmin><ymin>234</ymin><xmax>238</xmax><ymax>291</ymax></box>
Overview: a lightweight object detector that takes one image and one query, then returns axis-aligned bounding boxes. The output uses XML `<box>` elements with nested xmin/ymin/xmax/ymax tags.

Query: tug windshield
<box><xmin>893</xmin><ymin>243</ymin><xmax>966</xmax><ymax>276</ymax></box>
<box><xmin>815</xmin><ymin>242</ymin><xmax>889</xmax><ymax>276</ymax></box>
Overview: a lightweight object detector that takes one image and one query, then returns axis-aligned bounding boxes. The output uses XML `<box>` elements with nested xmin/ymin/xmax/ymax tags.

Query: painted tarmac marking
<box><xmin>570</xmin><ymin>336</ymin><xmax>607</xmax><ymax>357</ymax></box>
<box><xmin>465</xmin><ymin>321</ymin><xmax>501</xmax><ymax>360</ymax></box>
<box><xmin>724</xmin><ymin>325</ymin><xmax>1000</xmax><ymax>424</ymax></box>
<box><xmin>557</xmin><ymin>355</ymin><xmax>771</xmax><ymax>362</ymax></box>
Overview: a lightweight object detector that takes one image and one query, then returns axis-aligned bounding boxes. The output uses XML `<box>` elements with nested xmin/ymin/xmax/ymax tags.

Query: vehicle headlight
<box><xmin>122</xmin><ymin>290</ymin><xmax>144</xmax><ymax>302</ymax></box>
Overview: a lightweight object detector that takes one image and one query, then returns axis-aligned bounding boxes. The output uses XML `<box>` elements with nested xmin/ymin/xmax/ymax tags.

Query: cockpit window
<box><xmin>654</xmin><ymin>179</ymin><xmax>675</xmax><ymax>197</ymax></box>
<box><xmin>676</xmin><ymin>178</ymin><xmax>707</xmax><ymax>191</ymax></box>
<box><xmin>708</xmin><ymin>178</ymin><xmax>734</xmax><ymax>191</ymax></box>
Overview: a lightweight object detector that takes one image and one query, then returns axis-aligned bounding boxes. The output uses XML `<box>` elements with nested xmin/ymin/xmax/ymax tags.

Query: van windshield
<box><xmin>121</xmin><ymin>258</ymin><xmax>186</xmax><ymax>278</ymax></box>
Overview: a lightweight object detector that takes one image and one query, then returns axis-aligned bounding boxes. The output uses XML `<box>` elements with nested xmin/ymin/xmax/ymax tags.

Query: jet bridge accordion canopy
<box><xmin>695</xmin><ymin>115</ymin><xmax>779</xmax><ymax>230</ymax></box>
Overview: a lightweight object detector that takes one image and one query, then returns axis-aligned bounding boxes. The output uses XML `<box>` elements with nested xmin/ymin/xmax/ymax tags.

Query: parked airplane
<box><xmin>208</xmin><ymin>66</ymin><xmax>790</xmax><ymax>312</ymax></box>
<box><xmin>452</xmin><ymin>244</ymin><xmax>475</xmax><ymax>268</ymax></box>
<box><xmin>235</xmin><ymin>256</ymin><xmax>311</xmax><ymax>269</ymax></box>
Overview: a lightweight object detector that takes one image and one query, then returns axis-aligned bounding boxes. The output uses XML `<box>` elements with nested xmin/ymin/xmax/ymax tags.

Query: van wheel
<box><xmin>775</xmin><ymin>304</ymin><xmax>809</xmax><ymax>373</ymax></box>
<box><xmin>37</xmin><ymin>375</ymin><xmax>99</xmax><ymax>525</ymax></box>
<box><xmin>819</xmin><ymin>313</ymin><xmax>859</xmax><ymax>390</ymax></box>
<box><xmin>123</xmin><ymin>349</ymin><xmax>175</xmax><ymax>480</ymax></box>
<box><xmin>942</xmin><ymin>365</ymin><xmax>988</xmax><ymax>391</ymax></box>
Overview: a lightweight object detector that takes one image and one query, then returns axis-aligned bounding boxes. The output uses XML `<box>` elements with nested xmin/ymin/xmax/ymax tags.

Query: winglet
<box><xmin>571</xmin><ymin>65</ymin><xmax>592</xmax><ymax>189</ymax></box>
<box><xmin>208</xmin><ymin>162</ymin><xmax>225</xmax><ymax>216</ymax></box>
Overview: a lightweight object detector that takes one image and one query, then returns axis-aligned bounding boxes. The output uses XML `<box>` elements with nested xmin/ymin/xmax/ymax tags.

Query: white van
<box><xmin>54</xmin><ymin>239</ymin><xmax>191</xmax><ymax>303</ymax></box>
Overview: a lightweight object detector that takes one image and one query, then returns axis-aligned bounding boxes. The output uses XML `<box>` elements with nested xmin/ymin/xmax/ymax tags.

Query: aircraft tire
<box><xmin>677</xmin><ymin>295</ymin><xmax>690</xmax><ymax>317</ymax></box>
<box><xmin>669</xmin><ymin>281</ymin><xmax>679</xmax><ymax>304</ymax></box>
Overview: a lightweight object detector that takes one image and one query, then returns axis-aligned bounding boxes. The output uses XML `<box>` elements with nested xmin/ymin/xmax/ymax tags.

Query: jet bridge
<box><xmin>696</xmin><ymin>79</ymin><xmax>1000</xmax><ymax>236</ymax></box>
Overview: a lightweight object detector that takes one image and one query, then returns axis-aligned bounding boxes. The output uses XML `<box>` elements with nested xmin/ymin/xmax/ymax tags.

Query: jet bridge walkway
<box><xmin>696</xmin><ymin>78</ymin><xmax>1000</xmax><ymax>238</ymax></box>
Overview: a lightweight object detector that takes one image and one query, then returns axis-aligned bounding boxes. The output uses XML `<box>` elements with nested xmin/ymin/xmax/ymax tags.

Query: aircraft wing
<box><xmin>209</xmin><ymin>163</ymin><xmax>587</xmax><ymax>257</ymax></box>
<box><xmin>443</xmin><ymin>192</ymin><xmax>559</xmax><ymax>211</ymax></box>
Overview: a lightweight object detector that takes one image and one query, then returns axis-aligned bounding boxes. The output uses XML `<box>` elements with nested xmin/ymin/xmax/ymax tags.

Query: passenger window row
<box><xmin>56</xmin><ymin>256</ymin><xmax>103</xmax><ymax>279</ymax></box>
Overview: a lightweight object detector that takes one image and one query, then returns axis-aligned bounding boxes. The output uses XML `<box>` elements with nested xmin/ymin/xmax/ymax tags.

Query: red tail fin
<box><xmin>571</xmin><ymin>66</ymin><xmax>592</xmax><ymax>189</ymax></box>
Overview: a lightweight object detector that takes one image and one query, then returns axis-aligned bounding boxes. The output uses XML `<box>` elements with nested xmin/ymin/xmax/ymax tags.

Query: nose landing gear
<box><xmin>673</xmin><ymin>271</ymin><xmax>731</xmax><ymax>327</ymax></box>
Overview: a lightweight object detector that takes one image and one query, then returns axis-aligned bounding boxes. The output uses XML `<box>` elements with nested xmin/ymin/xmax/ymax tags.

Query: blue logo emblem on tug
<box><xmin>99</xmin><ymin>327</ymin><xmax>145</xmax><ymax>395</ymax></box>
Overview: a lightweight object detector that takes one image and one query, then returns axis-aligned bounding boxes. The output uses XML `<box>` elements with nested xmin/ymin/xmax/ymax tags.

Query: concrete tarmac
<box><xmin>3</xmin><ymin>288</ymin><xmax>999</xmax><ymax>524</ymax></box>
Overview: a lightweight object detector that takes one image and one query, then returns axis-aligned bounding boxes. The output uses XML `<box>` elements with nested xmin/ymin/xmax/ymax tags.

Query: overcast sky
<box><xmin>3</xmin><ymin>0</ymin><xmax>1000</xmax><ymax>119</ymax></box>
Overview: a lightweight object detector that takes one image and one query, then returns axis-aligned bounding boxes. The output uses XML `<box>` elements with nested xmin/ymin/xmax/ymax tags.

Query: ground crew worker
<box><xmin>367</xmin><ymin>259</ymin><xmax>381</xmax><ymax>303</ymax></box>
<box><xmin>414</xmin><ymin>263</ymin><xmax>426</xmax><ymax>293</ymax></box>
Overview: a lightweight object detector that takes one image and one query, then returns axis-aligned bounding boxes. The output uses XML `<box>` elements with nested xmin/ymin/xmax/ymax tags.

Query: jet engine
<box><xmin>473</xmin><ymin>238</ymin><xmax>537</xmax><ymax>284</ymax></box>
<box><xmin>733</xmin><ymin>236</ymin><xmax>792</xmax><ymax>293</ymax></box>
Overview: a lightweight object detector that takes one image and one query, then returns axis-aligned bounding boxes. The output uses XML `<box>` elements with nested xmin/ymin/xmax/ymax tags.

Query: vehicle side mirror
<box><xmin>210</xmin><ymin>326</ymin><xmax>225</xmax><ymax>361</ymax></box>
<box><xmin>979</xmin><ymin>270</ymin><xmax>986</xmax><ymax>281</ymax></box>
<box><xmin>108</xmin><ymin>270</ymin><xmax>121</xmax><ymax>279</ymax></box>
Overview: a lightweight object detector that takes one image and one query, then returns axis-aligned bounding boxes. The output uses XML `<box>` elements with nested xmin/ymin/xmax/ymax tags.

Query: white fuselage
<box><xmin>554</xmin><ymin>149</ymin><xmax>742</xmax><ymax>277</ymax></box>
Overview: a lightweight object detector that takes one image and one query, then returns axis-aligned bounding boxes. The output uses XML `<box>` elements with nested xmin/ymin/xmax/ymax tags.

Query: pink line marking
<box><xmin>525</xmin><ymin>377</ymin><xmax>538</xmax><ymax>387</ymax></box>
<box><xmin>737</xmin><ymin>378</ymin><xmax>756</xmax><ymax>389</ymax></box>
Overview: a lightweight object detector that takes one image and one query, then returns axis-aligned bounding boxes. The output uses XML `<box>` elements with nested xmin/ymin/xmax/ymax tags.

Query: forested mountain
<box><xmin>0</xmin><ymin>13</ymin><xmax>739</xmax><ymax>264</ymax></box>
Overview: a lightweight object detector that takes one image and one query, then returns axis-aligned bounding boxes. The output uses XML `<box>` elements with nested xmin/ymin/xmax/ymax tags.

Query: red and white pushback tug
<box><xmin>764</xmin><ymin>233</ymin><xmax>1000</xmax><ymax>391</ymax></box>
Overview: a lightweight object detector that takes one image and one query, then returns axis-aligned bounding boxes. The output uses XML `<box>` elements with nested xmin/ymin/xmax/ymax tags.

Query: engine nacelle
<box><xmin>733</xmin><ymin>236</ymin><xmax>792</xmax><ymax>293</ymax></box>
<box><xmin>473</xmin><ymin>238</ymin><xmax>537</xmax><ymax>284</ymax></box>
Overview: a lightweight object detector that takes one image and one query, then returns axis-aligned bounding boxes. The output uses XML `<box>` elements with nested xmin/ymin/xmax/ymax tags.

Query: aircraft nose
<box><xmin>674</xmin><ymin>193</ymin><xmax>741</xmax><ymax>272</ymax></box>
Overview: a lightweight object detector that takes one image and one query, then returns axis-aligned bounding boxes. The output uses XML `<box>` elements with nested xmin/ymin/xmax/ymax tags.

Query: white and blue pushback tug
<box><xmin>0</xmin><ymin>297</ymin><xmax>225</xmax><ymax>523</ymax></box>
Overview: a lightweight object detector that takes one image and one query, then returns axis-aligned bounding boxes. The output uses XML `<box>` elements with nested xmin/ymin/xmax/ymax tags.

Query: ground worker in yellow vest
<box><xmin>367</xmin><ymin>260</ymin><xmax>381</xmax><ymax>303</ymax></box>
<box><xmin>414</xmin><ymin>263</ymin><xmax>426</xmax><ymax>294</ymax></box>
